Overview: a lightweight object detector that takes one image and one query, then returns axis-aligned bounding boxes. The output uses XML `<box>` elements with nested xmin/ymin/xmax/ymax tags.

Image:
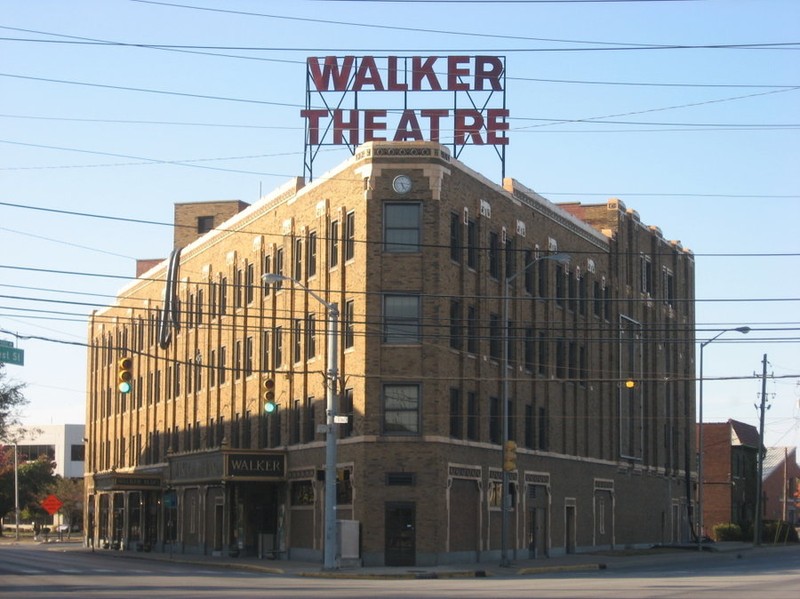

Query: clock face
<box><xmin>392</xmin><ymin>175</ymin><xmax>412</xmax><ymax>194</ymax></box>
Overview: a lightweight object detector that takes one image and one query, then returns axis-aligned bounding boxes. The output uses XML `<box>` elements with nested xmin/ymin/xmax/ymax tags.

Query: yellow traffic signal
<box><xmin>264</xmin><ymin>378</ymin><xmax>276</xmax><ymax>413</ymax></box>
<box><xmin>503</xmin><ymin>440</ymin><xmax>517</xmax><ymax>472</ymax></box>
<box><xmin>118</xmin><ymin>357</ymin><xmax>133</xmax><ymax>394</ymax></box>
<box><xmin>625</xmin><ymin>380</ymin><xmax>637</xmax><ymax>389</ymax></box>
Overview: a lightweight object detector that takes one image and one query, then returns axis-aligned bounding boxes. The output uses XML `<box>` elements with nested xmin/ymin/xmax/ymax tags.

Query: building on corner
<box><xmin>85</xmin><ymin>140</ymin><xmax>696</xmax><ymax>566</ymax></box>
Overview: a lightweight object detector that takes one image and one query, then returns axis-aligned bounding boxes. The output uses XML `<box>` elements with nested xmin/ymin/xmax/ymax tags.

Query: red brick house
<box><xmin>700</xmin><ymin>419</ymin><xmax>761</xmax><ymax>538</ymax></box>
<box><xmin>761</xmin><ymin>446</ymin><xmax>800</xmax><ymax>526</ymax></box>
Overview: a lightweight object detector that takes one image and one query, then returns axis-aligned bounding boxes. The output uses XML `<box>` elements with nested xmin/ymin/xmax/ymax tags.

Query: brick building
<box><xmin>699</xmin><ymin>419</ymin><xmax>761</xmax><ymax>538</ymax></box>
<box><xmin>761</xmin><ymin>446</ymin><xmax>799</xmax><ymax>526</ymax></box>
<box><xmin>85</xmin><ymin>140</ymin><xmax>696</xmax><ymax>566</ymax></box>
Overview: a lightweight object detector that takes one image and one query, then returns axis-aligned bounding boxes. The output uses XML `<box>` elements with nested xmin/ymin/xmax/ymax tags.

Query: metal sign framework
<box><xmin>302</xmin><ymin>55</ymin><xmax>508</xmax><ymax>181</ymax></box>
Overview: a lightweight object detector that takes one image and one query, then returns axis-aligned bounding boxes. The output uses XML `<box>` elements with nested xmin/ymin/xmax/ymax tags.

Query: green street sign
<box><xmin>0</xmin><ymin>347</ymin><xmax>24</xmax><ymax>366</ymax></box>
<box><xmin>0</xmin><ymin>340</ymin><xmax>13</xmax><ymax>348</ymax></box>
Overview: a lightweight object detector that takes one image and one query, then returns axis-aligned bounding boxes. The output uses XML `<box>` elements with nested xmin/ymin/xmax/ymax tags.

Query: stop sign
<box><xmin>41</xmin><ymin>494</ymin><xmax>63</xmax><ymax>515</ymax></box>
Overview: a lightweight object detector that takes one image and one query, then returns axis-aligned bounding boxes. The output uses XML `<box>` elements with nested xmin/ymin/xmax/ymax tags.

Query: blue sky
<box><xmin>1</xmin><ymin>0</ymin><xmax>798</xmax><ymax>450</ymax></box>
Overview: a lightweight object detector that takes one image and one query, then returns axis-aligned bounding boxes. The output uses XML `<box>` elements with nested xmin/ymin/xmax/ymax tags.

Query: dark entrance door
<box><xmin>385</xmin><ymin>502</ymin><xmax>415</xmax><ymax>567</ymax></box>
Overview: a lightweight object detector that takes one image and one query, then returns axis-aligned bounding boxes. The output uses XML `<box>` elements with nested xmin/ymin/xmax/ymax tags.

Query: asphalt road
<box><xmin>1</xmin><ymin>542</ymin><xmax>798</xmax><ymax>598</ymax></box>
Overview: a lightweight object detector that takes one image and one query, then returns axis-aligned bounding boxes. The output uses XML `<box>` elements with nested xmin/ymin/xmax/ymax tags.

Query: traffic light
<box><xmin>263</xmin><ymin>378</ymin><xmax>276</xmax><ymax>414</ymax></box>
<box><xmin>118</xmin><ymin>357</ymin><xmax>133</xmax><ymax>394</ymax></box>
<box><xmin>503</xmin><ymin>440</ymin><xmax>517</xmax><ymax>472</ymax></box>
<box><xmin>625</xmin><ymin>380</ymin><xmax>637</xmax><ymax>389</ymax></box>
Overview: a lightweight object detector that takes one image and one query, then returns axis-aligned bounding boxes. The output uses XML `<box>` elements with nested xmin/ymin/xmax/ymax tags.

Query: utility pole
<box><xmin>753</xmin><ymin>353</ymin><xmax>768</xmax><ymax>546</ymax></box>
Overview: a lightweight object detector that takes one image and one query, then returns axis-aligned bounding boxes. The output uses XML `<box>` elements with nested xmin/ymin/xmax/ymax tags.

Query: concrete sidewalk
<box><xmin>18</xmin><ymin>537</ymin><xmax>765</xmax><ymax>579</ymax></box>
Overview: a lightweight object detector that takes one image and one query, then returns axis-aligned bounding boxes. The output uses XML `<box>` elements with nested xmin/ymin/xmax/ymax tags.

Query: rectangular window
<box><xmin>304</xmin><ymin>396</ymin><xmax>315</xmax><ymax>443</ymax></box>
<box><xmin>344</xmin><ymin>299</ymin><xmax>355</xmax><ymax>349</ymax></box>
<box><xmin>275</xmin><ymin>248</ymin><xmax>284</xmax><ymax>290</ymax></box>
<box><xmin>537</xmin><ymin>332</ymin><xmax>547</xmax><ymax>376</ymax></box>
<box><xmin>245</xmin><ymin>336</ymin><xmax>254</xmax><ymax>376</ymax></box>
<box><xmin>294</xmin><ymin>238</ymin><xmax>303</xmax><ymax>281</ymax></box>
<box><xmin>234</xmin><ymin>340</ymin><xmax>242</xmax><ymax>379</ymax></box>
<box><xmin>466</xmin><ymin>391</ymin><xmax>478</xmax><ymax>441</ymax></box>
<box><xmin>384</xmin><ymin>203</ymin><xmax>420</xmax><ymax>253</ymax></box>
<box><xmin>505</xmin><ymin>236</ymin><xmax>516</xmax><ymax>282</ymax></box>
<box><xmin>524</xmin><ymin>249</ymin><xmax>534</xmax><ymax>293</ymax></box>
<box><xmin>449</xmin><ymin>387</ymin><xmax>462</xmax><ymax>438</ymax></box>
<box><xmin>449</xmin><ymin>212</ymin><xmax>461</xmax><ymax>263</ymax></box>
<box><xmin>449</xmin><ymin>299</ymin><xmax>462</xmax><ymax>350</ymax></box>
<box><xmin>306</xmin><ymin>314</ymin><xmax>316</xmax><ymax>360</ymax></box>
<box><xmin>556</xmin><ymin>266</ymin><xmax>565</xmax><ymax>307</ymax></box>
<box><xmin>383</xmin><ymin>295</ymin><xmax>421</xmax><ymax>344</ymax></box>
<box><xmin>593</xmin><ymin>280</ymin><xmax>602</xmax><ymax>318</ymax></box>
<box><xmin>246</xmin><ymin>262</ymin><xmax>255</xmax><ymax>304</ymax></box>
<box><xmin>274</xmin><ymin>327</ymin><xmax>283</xmax><ymax>367</ymax></box>
<box><xmin>383</xmin><ymin>384</ymin><xmax>419</xmax><ymax>435</ymax></box>
<box><xmin>556</xmin><ymin>339</ymin><xmax>566</xmax><ymax>379</ymax></box>
<box><xmin>538</xmin><ymin>407</ymin><xmax>548</xmax><ymax>450</ymax></box>
<box><xmin>467</xmin><ymin>305</ymin><xmax>478</xmax><ymax>354</ymax></box>
<box><xmin>307</xmin><ymin>230</ymin><xmax>317</xmax><ymax>277</ymax></box>
<box><xmin>219</xmin><ymin>346</ymin><xmax>227</xmax><ymax>385</ymax></box>
<box><xmin>507</xmin><ymin>319</ymin><xmax>516</xmax><ymax>366</ymax></box>
<box><xmin>294</xmin><ymin>318</ymin><xmax>302</xmax><ymax>363</ymax></box>
<box><xmin>489</xmin><ymin>396</ymin><xmax>500</xmax><ymax>444</ymax></box>
<box><xmin>524</xmin><ymin>327</ymin><xmax>534</xmax><ymax>371</ymax></box>
<box><xmin>578</xmin><ymin>274</ymin><xmax>587</xmax><ymax>316</ymax></box>
<box><xmin>220</xmin><ymin>276</ymin><xmax>228</xmax><ymax>315</ymax></box>
<box><xmin>340</xmin><ymin>388</ymin><xmax>354</xmax><ymax>438</ymax></box>
<box><xmin>641</xmin><ymin>254</ymin><xmax>653</xmax><ymax>295</ymax></box>
<box><xmin>329</xmin><ymin>220</ymin><xmax>340</xmax><ymax>268</ymax></box>
<box><xmin>466</xmin><ymin>219</ymin><xmax>478</xmax><ymax>269</ymax></box>
<box><xmin>524</xmin><ymin>404</ymin><xmax>534</xmax><ymax>449</ymax></box>
<box><xmin>537</xmin><ymin>260</ymin><xmax>548</xmax><ymax>298</ymax></box>
<box><xmin>260</xmin><ymin>330</ymin><xmax>270</xmax><ymax>372</ymax></box>
<box><xmin>209</xmin><ymin>349</ymin><xmax>216</xmax><ymax>387</ymax></box>
<box><xmin>235</xmin><ymin>268</ymin><xmax>243</xmax><ymax>309</ymax></box>
<box><xmin>488</xmin><ymin>231</ymin><xmax>500</xmax><ymax>279</ymax></box>
<box><xmin>197</xmin><ymin>289</ymin><xmax>204</xmax><ymax>326</ymax></box>
<box><xmin>197</xmin><ymin>215</ymin><xmax>214</xmax><ymax>233</ymax></box>
<box><xmin>263</xmin><ymin>255</ymin><xmax>271</xmax><ymax>297</ymax></box>
<box><xmin>663</xmin><ymin>268</ymin><xmax>675</xmax><ymax>308</ymax></box>
<box><xmin>344</xmin><ymin>211</ymin><xmax>355</xmax><ymax>261</ymax></box>
<box><xmin>568</xmin><ymin>270</ymin><xmax>577</xmax><ymax>312</ymax></box>
<box><xmin>489</xmin><ymin>313</ymin><xmax>501</xmax><ymax>359</ymax></box>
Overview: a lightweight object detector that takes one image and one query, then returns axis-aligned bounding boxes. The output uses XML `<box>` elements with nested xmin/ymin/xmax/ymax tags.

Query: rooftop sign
<box><xmin>301</xmin><ymin>55</ymin><xmax>508</xmax><ymax>179</ymax></box>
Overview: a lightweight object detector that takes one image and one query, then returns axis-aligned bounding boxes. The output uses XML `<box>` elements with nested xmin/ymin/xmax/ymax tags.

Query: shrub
<box><xmin>712</xmin><ymin>522</ymin><xmax>742</xmax><ymax>541</ymax></box>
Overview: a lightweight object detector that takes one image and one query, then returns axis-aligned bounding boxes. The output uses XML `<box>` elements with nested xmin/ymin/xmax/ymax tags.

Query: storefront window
<box><xmin>291</xmin><ymin>480</ymin><xmax>314</xmax><ymax>506</ymax></box>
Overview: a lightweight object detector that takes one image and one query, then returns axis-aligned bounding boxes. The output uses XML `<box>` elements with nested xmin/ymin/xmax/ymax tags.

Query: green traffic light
<box><xmin>264</xmin><ymin>402</ymin><xmax>276</xmax><ymax>414</ymax></box>
<box><xmin>119</xmin><ymin>381</ymin><xmax>132</xmax><ymax>394</ymax></box>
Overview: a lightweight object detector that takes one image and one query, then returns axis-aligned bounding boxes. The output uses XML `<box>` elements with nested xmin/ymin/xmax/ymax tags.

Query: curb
<box><xmin>300</xmin><ymin>569</ymin><xmax>489</xmax><ymax>580</ymax></box>
<box><xmin>517</xmin><ymin>563</ymin><xmax>607</xmax><ymax>576</ymax></box>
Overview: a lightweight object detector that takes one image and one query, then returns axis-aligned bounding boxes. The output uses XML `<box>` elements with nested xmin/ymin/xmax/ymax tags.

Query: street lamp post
<box><xmin>263</xmin><ymin>273</ymin><xmax>340</xmax><ymax>570</ymax></box>
<box><xmin>697</xmin><ymin>325</ymin><xmax>750</xmax><ymax>551</ymax></box>
<box><xmin>500</xmin><ymin>252</ymin><xmax>570</xmax><ymax>567</ymax></box>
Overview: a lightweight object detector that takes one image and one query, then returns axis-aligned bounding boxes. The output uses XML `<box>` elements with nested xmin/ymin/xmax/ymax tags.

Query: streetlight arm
<box><xmin>262</xmin><ymin>273</ymin><xmax>338</xmax><ymax>316</ymax></box>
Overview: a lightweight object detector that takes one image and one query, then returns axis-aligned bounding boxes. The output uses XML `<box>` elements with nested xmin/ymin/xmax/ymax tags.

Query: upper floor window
<box><xmin>384</xmin><ymin>203</ymin><xmax>420</xmax><ymax>253</ymax></box>
<box><xmin>294</xmin><ymin>238</ymin><xmax>303</xmax><ymax>281</ymax></box>
<box><xmin>488</xmin><ymin>231</ymin><xmax>500</xmax><ymax>279</ymax></box>
<box><xmin>449</xmin><ymin>212</ymin><xmax>462</xmax><ymax>263</ymax></box>
<box><xmin>383</xmin><ymin>294</ymin><xmax>420</xmax><ymax>344</ymax></box>
<box><xmin>343</xmin><ymin>299</ymin><xmax>355</xmax><ymax>349</ymax></box>
<box><xmin>307</xmin><ymin>231</ymin><xmax>317</xmax><ymax>278</ymax></box>
<box><xmin>197</xmin><ymin>215</ymin><xmax>214</xmax><ymax>233</ymax></box>
<box><xmin>344</xmin><ymin>211</ymin><xmax>356</xmax><ymax>261</ymax></box>
<box><xmin>329</xmin><ymin>220</ymin><xmax>340</xmax><ymax>268</ymax></box>
<box><xmin>466</xmin><ymin>219</ymin><xmax>478</xmax><ymax>269</ymax></box>
<box><xmin>383</xmin><ymin>383</ymin><xmax>420</xmax><ymax>435</ymax></box>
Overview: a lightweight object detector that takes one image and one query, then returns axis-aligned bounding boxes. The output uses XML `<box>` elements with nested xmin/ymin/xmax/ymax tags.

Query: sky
<box><xmin>0</xmin><ymin>0</ymin><xmax>798</xmax><ymax>451</ymax></box>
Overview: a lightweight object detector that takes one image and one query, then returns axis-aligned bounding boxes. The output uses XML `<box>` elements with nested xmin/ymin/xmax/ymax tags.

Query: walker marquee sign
<box><xmin>301</xmin><ymin>55</ymin><xmax>508</xmax><ymax>178</ymax></box>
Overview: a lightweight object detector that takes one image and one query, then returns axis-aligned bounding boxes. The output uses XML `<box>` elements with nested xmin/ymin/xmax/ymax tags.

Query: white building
<box><xmin>8</xmin><ymin>424</ymin><xmax>85</xmax><ymax>479</ymax></box>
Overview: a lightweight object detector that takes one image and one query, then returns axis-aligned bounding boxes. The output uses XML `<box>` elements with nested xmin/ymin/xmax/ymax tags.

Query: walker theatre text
<box><xmin>302</xmin><ymin>55</ymin><xmax>509</xmax><ymax>146</ymax></box>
